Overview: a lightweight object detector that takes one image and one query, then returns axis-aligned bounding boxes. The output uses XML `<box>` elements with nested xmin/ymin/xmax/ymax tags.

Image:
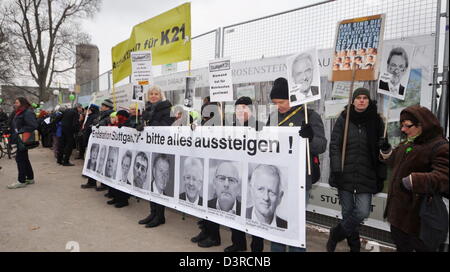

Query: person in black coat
<box><xmin>57</xmin><ymin>103</ymin><xmax>83</xmax><ymax>166</ymax></box>
<box><xmin>7</xmin><ymin>97</ymin><xmax>38</xmax><ymax>189</ymax></box>
<box><xmin>137</xmin><ymin>85</ymin><xmax>175</xmax><ymax>228</ymax></box>
<box><xmin>93</xmin><ymin>99</ymin><xmax>114</xmax><ymax>191</ymax></box>
<box><xmin>107</xmin><ymin>110</ymin><xmax>132</xmax><ymax>208</ymax></box>
<box><xmin>223</xmin><ymin>97</ymin><xmax>265</xmax><ymax>252</ymax></box>
<box><xmin>80</xmin><ymin>104</ymin><xmax>100</xmax><ymax>189</ymax></box>
<box><xmin>327</xmin><ymin>88</ymin><xmax>386</xmax><ymax>252</ymax></box>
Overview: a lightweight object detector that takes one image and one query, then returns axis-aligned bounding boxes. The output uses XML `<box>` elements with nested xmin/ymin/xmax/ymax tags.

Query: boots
<box><xmin>347</xmin><ymin>231</ymin><xmax>361</xmax><ymax>252</ymax></box>
<box><xmin>138</xmin><ymin>202</ymin><xmax>157</xmax><ymax>224</ymax></box>
<box><xmin>326</xmin><ymin>224</ymin><xmax>347</xmax><ymax>252</ymax></box>
<box><xmin>146</xmin><ymin>203</ymin><xmax>165</xmax><ymax>228</ymax></box>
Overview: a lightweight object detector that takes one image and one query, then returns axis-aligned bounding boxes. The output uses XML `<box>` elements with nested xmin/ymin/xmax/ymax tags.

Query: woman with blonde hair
<box><xmin>137</xmin><ymin>85</ymin><xmax>175</xmax><ymax>228</ymax></box>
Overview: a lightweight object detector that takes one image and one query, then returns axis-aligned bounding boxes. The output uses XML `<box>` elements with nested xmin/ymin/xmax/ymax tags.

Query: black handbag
<box><xmin>419</xmin><ymin>193</ymin><xmax>449</xmax><ymax>251</ymax></box>
<box><xmin>17</xmin><ymin>132</ymin><xmax>40</xmax><ymax>151</ymax></box>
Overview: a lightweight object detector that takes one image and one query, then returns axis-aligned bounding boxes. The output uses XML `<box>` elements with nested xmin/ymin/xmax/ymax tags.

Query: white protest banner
<box><xmin>131</xmin><ymin>51</ymin><xmax>153</xmax><ymax>103</ymax></box>
<box><xmin>83</xmin><ymin>126</ymin><xmax>306</xmax><ymax>247</ymax></box>
<box><xmin>209</xmin><ymin>58</ymin><xmax>233</xmax><ymax>102</ymax></box>
<box><xmin>377</xmin><ymin>43</ymin><xmax>415</xmax><ymax>100</ymax></box>
<box><xmin>286</xmin><ymin>49</ymin><xmax>322</xmax><ymax>106</ymax></box>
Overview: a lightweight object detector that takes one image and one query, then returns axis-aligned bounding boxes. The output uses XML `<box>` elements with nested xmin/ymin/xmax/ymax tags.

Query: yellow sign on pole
<box><xmin>112</xmin><ymin>2</ymin><xmax>191</xmax><ymax>84</ymax></box>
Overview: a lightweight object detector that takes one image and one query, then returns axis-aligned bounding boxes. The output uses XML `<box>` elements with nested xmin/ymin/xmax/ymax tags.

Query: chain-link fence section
<box><xmin>222</xmin><ymin>0</ymin><xmax>440</xmax><ymax>61</ymax></box>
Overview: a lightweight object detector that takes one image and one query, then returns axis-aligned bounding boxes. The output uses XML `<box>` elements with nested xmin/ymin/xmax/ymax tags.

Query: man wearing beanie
<box><xmin>327</xmin><ymin>87</ymin><xmax>387</xmax><ymax>252</ymax></box>
<box><xmin>95</xmin><ymin>99</ymin><xmax>115</xmax><ymax>191</ymax></box>
<box><xmin>380</xmin><ymin>105</ymin><xmax>448</xmax><ymax>252</ymax></box>
<box><xmin>267</xmin><ymin>77</ymin><xmax>327</xmax><ymax>252</ymax></box>
<box><xmin>200</xmin><ymin>96</ymin><xmax>265</xmax><ymax>252</ymax></box>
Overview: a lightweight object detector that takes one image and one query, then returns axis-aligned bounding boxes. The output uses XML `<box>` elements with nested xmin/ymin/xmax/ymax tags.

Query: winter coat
<box><xmin>234</xmin><ymin>116</ymin><xmax>264</xmax><ymax>132</ymax></box>
<box><xmin>266</xmin><ymin>105</ymin><xmax>327</xmax><ymax>191</ymax></box>
<box><xmin>329</xmin><ymin>103</ymin><xmax>387</xmax><ymax>194</ymax></box>
<box><xmin>142</xmin><ymin>100</ymin><xmax>174</xmax><ymax>127</ymax></box>
<box><xmin>61</xmin><ymin>108</ymin><xmax>80</xmax><ymax>135</ymax></box>
<box><xmin>11</xmin><ymin>108</ymin><xmax>38</xmax><ymax>144</ymax></box>
<box><xmin>98</xmin><ymin>109</ymin><xmax>114</xmax><ymax>127</ymax></box>
<box><xmin>82</xmin><ymin>110</ymin><xmax>99</xmax><ymax>147</ymax></box>
<box><xmin>383</xmin><ymin>105</ymin><xmax>449</xmax><ymax>236</ymax></box>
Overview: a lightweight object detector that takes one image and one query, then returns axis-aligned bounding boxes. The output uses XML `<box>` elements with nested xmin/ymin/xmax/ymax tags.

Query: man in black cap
<box><xmin>327</xmin><ymin>87</ymin><xmax>387</xmax><ymax>252</ymax></box>
<box><xmin>267</xmin><ymin>77</ymin><xmax>327</xmax><ymax>252</ymax></box>
<box><xmin>95</xmin><ymin>99</ymin><xmax>114</xmax><ymax>191</ymax></box>
<box><xmin>223</xmin><ymin>96</ymin><xmax>265</xmax><ymax>252</ymax></box>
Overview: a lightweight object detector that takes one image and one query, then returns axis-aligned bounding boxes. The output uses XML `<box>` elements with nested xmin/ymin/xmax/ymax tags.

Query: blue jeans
<box><xmin>338</xmin><ymin>190</ymin><xmax>372</xmax><ymax>236</ymax></box>
<box><xmin>271</xmin><ymin>190</ymin><xmax>309</xmax><ymax>252</ymax></box>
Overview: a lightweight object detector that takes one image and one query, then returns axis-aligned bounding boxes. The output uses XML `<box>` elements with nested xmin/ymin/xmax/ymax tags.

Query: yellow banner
<box><xmin>112</xmin><ymin>2</ymin><xmax>191</xmax><ymax>84</ymax></box>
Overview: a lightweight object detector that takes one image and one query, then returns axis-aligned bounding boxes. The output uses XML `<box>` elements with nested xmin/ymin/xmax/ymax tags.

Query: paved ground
<box><xmin>0</xmin><ymin>147</ymin><xmax>394</xmax><ymax>252</ymax></box>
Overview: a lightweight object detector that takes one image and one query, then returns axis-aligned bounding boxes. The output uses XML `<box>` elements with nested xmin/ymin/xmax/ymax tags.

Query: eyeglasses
<box><xmin>215</xmin><ymin>175</ymin><xmax>239</xmax><ymax>185</ymax></box>
<box><xmin>401</xmin><ymin>123</ymin><xmax>415</xmax><ymax>129</ymax></box>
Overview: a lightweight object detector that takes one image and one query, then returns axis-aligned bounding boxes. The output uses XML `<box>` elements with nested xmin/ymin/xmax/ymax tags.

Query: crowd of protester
<box><xmin>2</xmin><ymin>76</ymin><xmax>448</xmax><ymax>252</ymax></box>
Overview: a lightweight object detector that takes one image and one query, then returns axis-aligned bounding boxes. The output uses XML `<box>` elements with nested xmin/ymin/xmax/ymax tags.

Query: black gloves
<box><xmin>379</xmin><ymin>137</ymin><xmax>391</xmax><ymax>152</ymax></box>
<box><xmin>299</xmin><ymin>121</ymin><xmax>314</xmax><ymax>141</ymax></box>
<box><xmin>136</xmin><ymin>123</ymin><xmax>145</xmax><ymax>132</ymax></box>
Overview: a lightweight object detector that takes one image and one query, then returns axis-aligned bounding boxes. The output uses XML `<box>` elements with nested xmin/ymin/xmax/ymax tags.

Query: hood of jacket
<box><xmin>400</xmin><ymin>105</ymin><xmax>443</xmax><ymax>144</ymax></box>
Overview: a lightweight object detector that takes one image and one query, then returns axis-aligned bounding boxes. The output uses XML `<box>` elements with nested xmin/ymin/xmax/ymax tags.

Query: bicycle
<box><xmin>0</xmin><ymin>126</ymin><xmax>17</xmax><ymax>159</ymax></box>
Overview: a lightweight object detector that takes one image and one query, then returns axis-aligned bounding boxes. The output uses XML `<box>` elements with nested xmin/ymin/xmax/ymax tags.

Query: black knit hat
<box><xmin>116</xmin><ymin>110</ymin><xmax>130</xmax><ymax>119</ymax></box>
<box><xmin>352</xmin><ymin>88</ymin><xmax>371</xmax><ymax>102</ymax></box>
<box><xmin>270</xmin><ymin>77</ymin><xmax>289</xmax><ymax>100</ymax></box>
<box><xmin>235</xmin><ymin>96</ymin><xmax>253</xmax><ymax>106</ymax></box>
<box><xmin>101</xmin><ymin>99</ymin><xmax>114</xmax><ymax>109</ymax></box>
<box><xmin>400</xmin><ymin>110</ymin><xmax>419</xmax><ymax>125</ymax></box>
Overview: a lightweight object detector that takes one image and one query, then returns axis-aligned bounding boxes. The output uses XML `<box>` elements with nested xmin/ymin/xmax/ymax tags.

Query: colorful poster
<box><xmin>286</xmin><ymin>48</ymin><xmax>321</xmax><ymax>106</ymax></box>
<box><xmin>331</xmin><ymin>14</ymin><xmax>385</xmax><ymax>81</ymax></box>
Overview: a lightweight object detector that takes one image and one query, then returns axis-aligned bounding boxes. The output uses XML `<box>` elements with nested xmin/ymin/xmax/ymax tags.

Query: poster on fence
<box><xmin>82</xmin><ymin>126</ymin><xmax>306</xmax><ymax>247</ymax></box>
<box><xmin>377</xmin><ymin>43</ymin><xmax>415</xmax><ymax>100</ymax></box>
<box><xmin>331</xmin><ymin>14</ymin><xmax>385</xmax><ymax>81</ymax></box>
<box><xmin>286</xmin><ymin>48</ymin><xmax>321</xmax><ymax>106</ymax></box>
<box><xmin>209</xmin><ymin>58</ymin><xmax>233</xmax><ymax>102</ymax></box>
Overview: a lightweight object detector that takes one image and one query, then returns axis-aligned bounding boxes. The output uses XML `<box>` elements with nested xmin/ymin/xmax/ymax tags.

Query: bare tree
<box><xmin>1</xmin><ymin>0</ymin><xmax>101</xmax><ymax>101</ymax></box>
<box><xmin>0</xmin><ymin>13</ymin><xmax>16</xmax><ymax>84</ymax></box>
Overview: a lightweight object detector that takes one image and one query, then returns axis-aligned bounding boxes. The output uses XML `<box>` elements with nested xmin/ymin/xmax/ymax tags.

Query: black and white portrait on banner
<box><xmin>132</xmin><ymin>151</ymin><xmax>151</xmax><ymax>190</ymax></box>
<box><xmin>246</xmin><ymin>163</ymin><xmax>288</xmax><ymax>229</ymax></box>
<box><xmin>377</xmin><ymin>43</ymin><xmax>414</xmax><ymax>100</ymax></box>
<box><xmin>87</xmin><ymin>143</ymin><xmax>99</xmax><ymax>171</ymax></box>
<box><xmin>151</xmin><ymin>153</ymin><xmax>175</xmax><ymax>197</ymax></box>
<box><xmin>286</xmin><ymin>48</ymin><xmax>321</xmax><ymax>106</ymax></box>
<box><xmin>118</xmin><ymin>149</ymin><xmax>133</xmax><ymax>185</ymax></box>
<box><xmin>208</xmin><ymin>159</ymin><xmax>242</xmax><ymax>216</ymax></box>
<box><xmin>96</xmin><ymin>145</ymin><xmax>108</xmax><ymax>176</ymax></box>
<box><xmin>132</xmin><ymin>84</ymin><xmax>145</xmax><ymax>102</ymax></box>
<box><xmin>179</xmin><ymin>156</ymin><xmax>204</xmax><ymax>206</ymax></box>
<box><xmin>184</xmin><ymin>76</ymin><xmax>195</xmax><ymax>109</ymax></box>
<box><xmin>105</xmin><ymin>146</ymin><xmax>119</xmax><ymax>180</ymax></box>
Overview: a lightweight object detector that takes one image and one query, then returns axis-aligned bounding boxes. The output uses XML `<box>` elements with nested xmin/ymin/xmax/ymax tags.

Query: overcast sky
<box><xmin>81</xmin><ymin>0</ymin><xmax>323</xmax><ymax>75</ymax></box>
